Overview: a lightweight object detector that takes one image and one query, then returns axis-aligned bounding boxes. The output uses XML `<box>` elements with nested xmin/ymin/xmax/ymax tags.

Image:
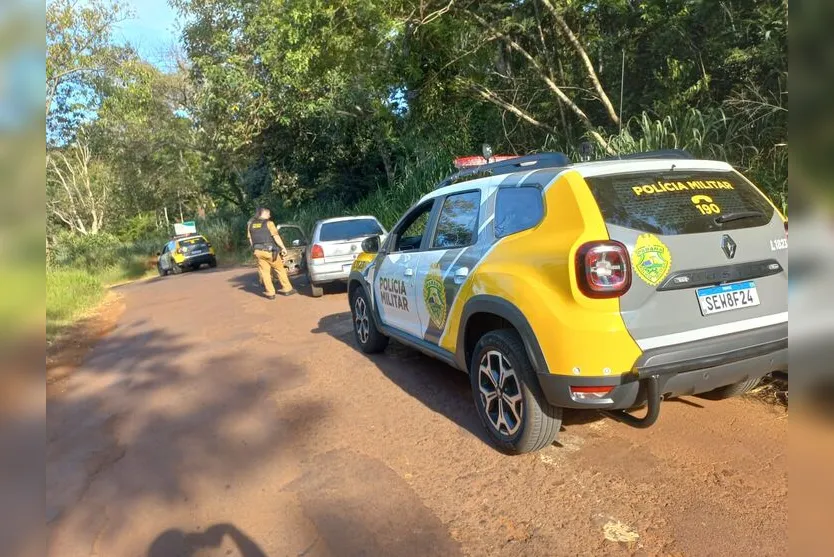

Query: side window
<box><xmin>279</xmin><ymin>226</ymin><xmax>305</xmax><ymax>247</ymax></box>
<box><xmin>393</xmin><ymin>201</ymin><xmax>434</xmax><ymax>252</ymax></box>
<box><xmin>432</xmin><ymin>191</ymin><xmax>481</xmax><ymax>248</ymax></box>
<box><xmin>494</xmin><ymin>186</ymin><xmax>544</xmax><ymax>237</ymax></box>
<box><xmin>161</xmin><ymin>244</ymin><xmax>169</xmax><ymax>254</ymax></box>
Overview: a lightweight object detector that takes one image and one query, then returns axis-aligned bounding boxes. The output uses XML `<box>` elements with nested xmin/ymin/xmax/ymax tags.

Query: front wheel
<box><xmin>157</xmin><ymin>264</ymin><xmax>168</xmax><ymax>277</ymax></box>
<box><xmin>470</xmin><ymin>330</ymin><xmax>562</xmax><ymax>454</ymax></box>
<box><xmin>350</xmin><ymin>288</ymin><xmax>388</xmax><ymax>353</ymax></box>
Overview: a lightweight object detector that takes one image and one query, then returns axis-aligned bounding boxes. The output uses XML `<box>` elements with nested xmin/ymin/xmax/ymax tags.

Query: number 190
<box><xmin>696</xmin><ymin>203</ymin><xmax>721</xmax><ymax>215</ymax></box>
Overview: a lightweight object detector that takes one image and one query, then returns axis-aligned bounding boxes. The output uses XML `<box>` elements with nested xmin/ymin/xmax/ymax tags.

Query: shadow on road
<box><xmin>227</xmin><ymin>269</ymin><xmax>346</xmax><ymax>299</ymax></box>
<box><xmin>46</xmin><ymin>316</ymin><xmax>327</xmax><ymax>553</ymax></box>
<box><xmin>147</xmin><ymin>523</ymin><xmax>267</xmax><ymax>557</ymax></box>
<box><xmin>311</xmin><ymin>312</ymin><xmax>609</xmax><ymax>450</ymax></box>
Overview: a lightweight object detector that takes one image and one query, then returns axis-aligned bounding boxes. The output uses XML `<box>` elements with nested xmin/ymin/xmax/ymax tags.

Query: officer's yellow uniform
<box><xmin>248</xmin><ymin>218</ymin><xmax>293</xmax><ymax>296</ymax></box>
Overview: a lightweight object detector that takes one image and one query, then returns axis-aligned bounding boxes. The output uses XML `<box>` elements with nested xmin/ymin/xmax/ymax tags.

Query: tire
<box><xmin>170</xmin><ymin>264</ymin><xmax>183</xmax><ymax>275</ymax></box>
<box><xmin>209</xmin><ymin>257</ymin><xmax>217</xmax><ymax>268</ymax></box>
<box><xmin>309</xmin><ymin>273</ymin><xmax>324</xmax><ymax>298</ymax></box>
<box><xmin>350</xmin><ymin>287</ymin><xmax>388</xmax><ymax>353</ymax></box>
<box><xmin>157</xmin><ymin>264</ymin><xmax>168</xmax><ymax>277</ymax></box>
<box><xmin>698</xmin><ymin>376</ymin><xmax>762</xmax><ymax>400</ymax></box>
<box><xmin>470</xmin><ymin>329</ymin><xmax>562</xmax><ymax>454</ymax></box>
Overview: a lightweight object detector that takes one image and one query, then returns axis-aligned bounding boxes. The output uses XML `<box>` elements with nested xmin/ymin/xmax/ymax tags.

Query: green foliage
<box><xmin>46</xmin><ymin>268</ymin><xmax>105</xmax><ymax>339</ymax></box>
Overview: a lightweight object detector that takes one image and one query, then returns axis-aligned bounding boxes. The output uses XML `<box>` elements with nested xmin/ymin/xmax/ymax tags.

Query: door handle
<box><xmin>404</xmin><ymin>268</ymin><xmax>414</xmax><ymax>277</ymax></box>
<box><xmin>454</xmin><ymin>267</ymin><xmax>469</xmax><ymax>284</ymax></box>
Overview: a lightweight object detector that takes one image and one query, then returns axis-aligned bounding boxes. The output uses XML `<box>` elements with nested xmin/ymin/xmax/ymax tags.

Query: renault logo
<box><xmin>721</xmin><ymin>234</ymin><xmax>737</xmax><ymax>259</ymax></box>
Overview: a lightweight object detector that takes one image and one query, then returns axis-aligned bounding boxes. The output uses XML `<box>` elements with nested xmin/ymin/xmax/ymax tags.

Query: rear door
<box><xmin>583</xmin><ymin>163</ymin><xmax>788</xmax><ymax>351</ymax></box>
<box><xmin>318</xmin><ymin>218</ymin><xmax>385</xmax><ymax>273</ymax></box>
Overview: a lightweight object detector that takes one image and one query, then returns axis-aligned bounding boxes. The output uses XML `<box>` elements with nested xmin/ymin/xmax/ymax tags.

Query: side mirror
<box><xmin>292</xmin><ymin>239</ymin><xmax>300</xmax><ymax>247</ymax></box>
<box><xmin>156</xmin><ymin>251</ymin><xmax>161</xmax><ymax>256</ymax></box>
<box><xmin>361</xmin><ymin>235</ymin><xmax>380</xmax><ymax>254</ymax></box>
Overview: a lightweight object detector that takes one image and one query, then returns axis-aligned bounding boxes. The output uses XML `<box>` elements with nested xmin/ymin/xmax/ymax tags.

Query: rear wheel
<box><xmin>470</xmin><ymin>330</ymin><xmax>561</xmax><ymax>454</ymax></box>
<box><xmin>170</xmin><ymin>264</ymin><xmax>182</xmax><ymax>275</ymax></box>
<box><xmin>209</xmin><ymin>257</ymin><xmax>217</xmax><ymax>268</ymax></box>
<box><xmin>698</xmin><ymin>376</ymin><xmax>762</xmax><ymax>400</ymax></box>
<box><xmin>308</xmin><ymin>273</ymin><xmax>324</xmax><ymax>297</ymax></box>
<box><xmin>157</xmin><ymin>264</ymin><xmax>168</xmax><ymax>277</ymax></box>
<box><xmin>350</xmin><ymin>288</ymin><xmax>388</xmax><ymax>353</ymax></box>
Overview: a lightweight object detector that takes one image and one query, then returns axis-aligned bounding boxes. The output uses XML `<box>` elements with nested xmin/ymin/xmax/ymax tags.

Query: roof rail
<box><xmin>603</xmin><ymin>149</ymin><xmax>695</xmax><ymax>161</ymax></box>
<box><xmin>435</xmin><ymin>152</ymin><xmax>571</xmax><ymax>189</ymax></box>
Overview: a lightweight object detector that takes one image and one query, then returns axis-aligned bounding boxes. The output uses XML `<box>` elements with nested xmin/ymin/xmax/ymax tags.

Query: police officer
<box><xmin>247</xmin><ymin>207</ymin><xmax>296</xmax><ymax>299</ymax></box>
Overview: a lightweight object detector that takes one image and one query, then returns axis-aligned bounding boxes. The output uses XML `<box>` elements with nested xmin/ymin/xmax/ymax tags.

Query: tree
<box><xmin>47</xmin><ymin>135</ymin><xmax>111</xmax><ymax>235</ymax></box>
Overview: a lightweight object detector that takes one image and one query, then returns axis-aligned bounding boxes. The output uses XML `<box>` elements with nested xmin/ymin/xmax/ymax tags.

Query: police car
<box><xmin>157</xmin><ymin>234</ymin><xmax>217</xmax><ymax>275</ymax></box>
<box><xmin>347</xmin><ymin>150</ymin><xmax>788</xmax><ymax>454</ymax></box>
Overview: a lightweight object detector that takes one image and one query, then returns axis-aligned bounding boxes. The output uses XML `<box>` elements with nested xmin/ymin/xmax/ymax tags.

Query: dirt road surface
<box><xmin>46</xmin><ymin>267</ymin><xmax>787</xmax><ymax>557</ymax></box>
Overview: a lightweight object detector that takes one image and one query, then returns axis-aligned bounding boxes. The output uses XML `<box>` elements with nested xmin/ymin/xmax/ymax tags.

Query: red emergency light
<box><xmin>453</xmin><ymin>155</ymin><xmax>519</xmax><ymax>169</ymax></box>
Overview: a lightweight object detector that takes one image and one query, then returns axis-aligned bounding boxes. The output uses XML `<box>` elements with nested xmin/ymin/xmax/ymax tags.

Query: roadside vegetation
<box><xmin>46</xmin><ymin>0</ymin><xmax>787</xmax><ymax>336</ymax></box>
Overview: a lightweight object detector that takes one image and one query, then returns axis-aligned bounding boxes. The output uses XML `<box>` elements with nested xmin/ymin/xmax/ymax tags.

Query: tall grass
<box><xmin>46</xmin><ymin>268</ymin><xmax>105</xmax><ymax>340</ymax></box>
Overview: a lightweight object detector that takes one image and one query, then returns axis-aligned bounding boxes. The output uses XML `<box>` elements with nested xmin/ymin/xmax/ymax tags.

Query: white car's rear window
<box><xmin>319</xmin><ymin>219</ymin><xmax>383</xmax><ymax>242</ymax></box>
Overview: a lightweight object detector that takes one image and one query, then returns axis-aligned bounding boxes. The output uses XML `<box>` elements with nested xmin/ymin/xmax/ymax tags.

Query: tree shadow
<box><xmin>227</xmin><ymin>268</ymin><xmax>309</xmax><ymax>297</ymax></box>
<box><xmin>46</xmin><ymin>319</ymin><xmax>327</xmax><ymax>553</ymax></box>
<box><xmin>312</xmin><ymin>312</ymin><xmax>498</xmax><ymax>449</ymax></box>
<box><xmin>311</xmin><ymin>312</ymin><xmax>612</xmax><ymax>451</ymax></box>
<box><xmin>147</xmin><ymin>523</ymin><xmax>267</xmax><ymax>557</ymax></box>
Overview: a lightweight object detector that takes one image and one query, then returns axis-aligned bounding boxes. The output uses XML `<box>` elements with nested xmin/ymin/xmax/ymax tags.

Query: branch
<box><xmin>540</xmin><ymin>0</ymin><xmax>620</xmax><ymax>126</ymax></box>
<box><xmin>467</xmin><ymin>81</ymin><xmax>559</xmax><ymax>134</ymax></box>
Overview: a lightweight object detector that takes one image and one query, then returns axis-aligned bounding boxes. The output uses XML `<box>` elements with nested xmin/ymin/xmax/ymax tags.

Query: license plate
<box><xmin>696</xmin><ymin>281</ymin><xmax>760</xmax><ymax>316</ymax></box>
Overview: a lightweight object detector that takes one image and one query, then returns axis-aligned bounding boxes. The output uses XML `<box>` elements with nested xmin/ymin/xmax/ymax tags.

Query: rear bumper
<box><xmin>537</xmin><ymin>322</ymin><xmax>788</xmax><ymax>410</ymax></box>
<box><xmin>308</xmin><ymin>262</ymin><xmax>352</xmax><ymax>284</ymax></box>
<box><xmin>182</xmin><ymin>253</ymin><xmax>216</xmax><ymax>267</ymax></box>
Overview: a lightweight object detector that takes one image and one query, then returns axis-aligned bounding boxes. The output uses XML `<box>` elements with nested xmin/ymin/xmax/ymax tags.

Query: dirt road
<box><xmin>46</xmin><ymin>266</ymin><xmax>787</xmax><ymax>557</ymax></box>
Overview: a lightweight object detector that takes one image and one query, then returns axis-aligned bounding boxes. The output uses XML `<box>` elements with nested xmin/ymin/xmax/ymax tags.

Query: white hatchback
<box><xmin>306</xmin><ymin>216</ymin><xmax>387</xmax><ymax>297</ymax></box>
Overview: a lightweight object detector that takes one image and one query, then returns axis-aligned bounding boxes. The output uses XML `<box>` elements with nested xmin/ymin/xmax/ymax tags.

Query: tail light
<box><xmin>310</xmin><ymin>244</ymin><xmax>324</xmax><ymax>260</ymax></box>
<box><xmin>570</xmin><ymin>385</ymin><xmax>614</xmax><ymax>401</ymax></box>
<box><xmin>576</xmin><ymin>241</ymin><xmax>631</xmax><ymax>298</ymax></box>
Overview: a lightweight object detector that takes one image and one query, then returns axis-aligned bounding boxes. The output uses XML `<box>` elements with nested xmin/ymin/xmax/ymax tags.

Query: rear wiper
<box><xmin>714</xmin><ymin>211</ymin><xmax>765</xmax><ymax>224</ymax></box>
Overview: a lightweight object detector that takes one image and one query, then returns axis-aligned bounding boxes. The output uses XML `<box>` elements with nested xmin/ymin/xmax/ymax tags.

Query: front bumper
<box><xmin>537</xmin><ymin>322</ymin><xmax>788</xmax><ymax>410</ymax></box>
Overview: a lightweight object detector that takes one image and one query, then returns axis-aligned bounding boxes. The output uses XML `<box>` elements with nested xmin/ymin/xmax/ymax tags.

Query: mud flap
<box><xmin>600</xmin><ymin>375</ymin><xmax>661</xmax><ymax>428</ymax></box>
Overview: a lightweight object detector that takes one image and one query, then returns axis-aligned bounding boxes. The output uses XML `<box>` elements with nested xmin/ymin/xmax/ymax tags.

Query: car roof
<box><xmin>316</xmin><ymin>215</ymin><xmax>379</xmax><ymax>225</ymax></box>
<box><xmin>425</xmin><ymin>158</ymin><xmax>736</xmax><ymax>200</ymax></box>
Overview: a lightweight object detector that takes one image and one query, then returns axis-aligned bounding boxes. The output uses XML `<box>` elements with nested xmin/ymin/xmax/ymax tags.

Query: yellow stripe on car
<box><xmin>440</xmin><ymin>170</ymin><xmax>642</xmax><ymax>377</ymax></box>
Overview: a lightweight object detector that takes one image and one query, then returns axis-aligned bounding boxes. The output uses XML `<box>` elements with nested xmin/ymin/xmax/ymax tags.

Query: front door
<box><xmin>277</xmin><ymin>225</ymin><xmax>307</xmax><ymax>276</ymax></box>
<box><xmin>374</xmin><ymin>200</ymin><xmax>436</xmax><ymax>338</ymax></box>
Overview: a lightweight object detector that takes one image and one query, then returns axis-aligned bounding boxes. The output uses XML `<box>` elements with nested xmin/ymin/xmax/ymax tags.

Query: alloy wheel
<box><xmin>478</xmin><ymin>350</ymin><xmax>523</xmax><ymax>436</ymax></box>
<box><xmin>354</xmin><ymin>295</ymin><xmax>370</xmax><ymax>344</ymax></box>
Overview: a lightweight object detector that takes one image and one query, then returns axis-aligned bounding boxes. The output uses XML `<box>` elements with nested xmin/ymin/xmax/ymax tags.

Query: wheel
<box><xmin>157</xmin><ymin>264</ymin><xmax>168</xmax><ymax>277</ymax></box>
<box><xmin>698</xmin><ymin>376</ymin><xmax>762</xmax><ymax>400</ymax></box>
<box><xmin>209</xmin><ymin>257</ymin><xmax>217</xmax><ymax>268</ymax></box>
<box><xmin>309</xmin><ymin>273</ymin><xmax>324</xmax><ymax>297</ymax></box>
<box><xmin>350</xmin><ymin>288</ymin><xmax>388</xmax><ymax>353</ymax></box>
<box><xmin>470</xmin><ymin>330</ymin><xmax>562</xmax><ymax>454</ymax></box>
<box><xmin>170</xmin><ymin>264</ymin><xmax>183</xmax><ymax>275</ymax></box>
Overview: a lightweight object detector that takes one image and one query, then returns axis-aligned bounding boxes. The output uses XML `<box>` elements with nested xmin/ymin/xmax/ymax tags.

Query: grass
<box><xmin>46</xmin><ymin>268</ymin><xmax>106</xmax><ymax>341</ymax></box>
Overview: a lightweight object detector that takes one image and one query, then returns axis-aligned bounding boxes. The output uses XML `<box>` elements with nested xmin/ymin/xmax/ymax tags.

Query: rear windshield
<box><xmin>319</xmin><ymin>219</ymin><xmax>383</xmax><ymax>242</ymax></box>
<box><xmin>179</xmin><ymin>236</ymin><xmax>208</xmax><ymax>248</ymax></box>
<box><xmin>585</xmin><ymin>170</ymin><xmax>775</xmax><ymax>235</ymax></box>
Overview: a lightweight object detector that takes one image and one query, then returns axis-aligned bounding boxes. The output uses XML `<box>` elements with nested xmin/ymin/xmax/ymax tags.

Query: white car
<box><xmin>306</xmin><ymin>216</ymin><xmax>387</xmax><ymax>297</ymax></box>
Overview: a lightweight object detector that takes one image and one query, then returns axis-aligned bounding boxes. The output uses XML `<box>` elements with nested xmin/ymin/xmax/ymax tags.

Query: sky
<box><xmin>113</xmin><ymin>0</ymin><xmax>181</xmax><ymax>69</ymax></box>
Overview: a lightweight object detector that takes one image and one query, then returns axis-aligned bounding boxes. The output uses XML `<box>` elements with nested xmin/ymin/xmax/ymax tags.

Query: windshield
<box><xmin>585</xmin><ymin>169</ymin><xmax>775</xmax><ymax>235</ymax></box>
<box><xmin>319</xmin><ymin>219</ymin><xmax>383</xmax><ymax>242</ymax></box>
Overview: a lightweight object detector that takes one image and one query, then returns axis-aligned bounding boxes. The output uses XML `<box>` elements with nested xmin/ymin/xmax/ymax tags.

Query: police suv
<box><xmin>346</xmin><ymin>150</ymin><xmax>788</xmax><ymax>454</ymax></box>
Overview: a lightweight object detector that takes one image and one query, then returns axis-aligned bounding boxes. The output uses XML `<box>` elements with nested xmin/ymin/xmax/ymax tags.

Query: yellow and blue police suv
<box><xmin>347</xmin><ymin>150</ymin><xmax>788</xmax><ymax>454</ymax></box>
<box><xmin>157</xmin><ymin>234</ymin><xmax>217</xmax><ymax>276</ymax></box>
